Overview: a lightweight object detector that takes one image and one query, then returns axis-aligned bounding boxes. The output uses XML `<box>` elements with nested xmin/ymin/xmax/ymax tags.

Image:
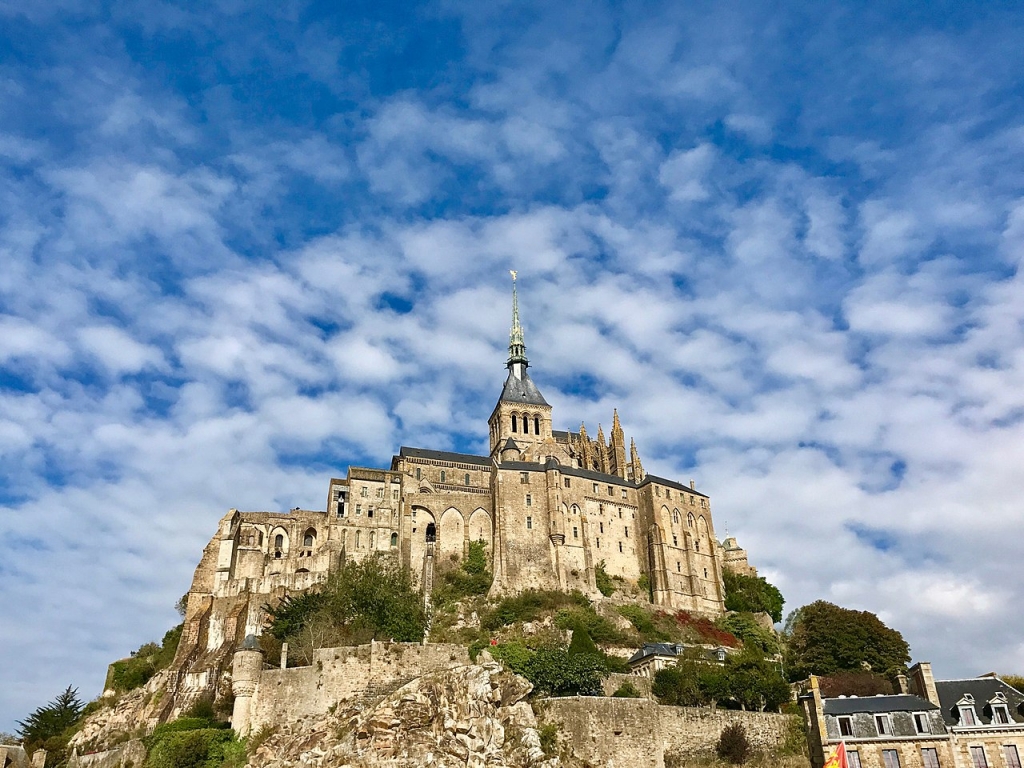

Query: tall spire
<box><xmin>508</xmin><ymin>270</ymin><xmax>528</xmax><ymax>370</ymax></box>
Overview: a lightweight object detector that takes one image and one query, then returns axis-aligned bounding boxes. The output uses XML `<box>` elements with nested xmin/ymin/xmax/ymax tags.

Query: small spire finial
<box><xmin>508</xmin><ymin>270</ymin><xmax>528</xmax><ymax>370</ymax></box>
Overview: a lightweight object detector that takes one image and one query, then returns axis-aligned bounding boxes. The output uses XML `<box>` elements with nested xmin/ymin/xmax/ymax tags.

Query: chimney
<box><xmin>894</xmin><ymin>673</ymin><xmax>910</xmax><ymax>695</ymax></box>
<box><xmin>689</xmin><ymin>480</ymin><xmax>695</xmax><ymax>490</ymax></box>
<box><xmin>909</xmin><ymin>662</ymin><xmax>940</xmax><ymax>706</ymax></box>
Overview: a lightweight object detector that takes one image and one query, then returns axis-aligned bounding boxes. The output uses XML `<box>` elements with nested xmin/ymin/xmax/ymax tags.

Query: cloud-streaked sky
<box><xmin>3</xmin><ymin>0</ymin><xmax>1024</xmax><ymax>730</ymax></box>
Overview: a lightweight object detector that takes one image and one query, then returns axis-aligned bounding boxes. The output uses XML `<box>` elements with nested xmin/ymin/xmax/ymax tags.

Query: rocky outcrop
<box><xmin>68</xmin><ymin>672</ymin><xmax>173</xmax><ymax>753</ymax></box>
<box><xmin>248</xmin><ymin>662</ymin><xmax>559</xmax><ymax>768</ymax></box>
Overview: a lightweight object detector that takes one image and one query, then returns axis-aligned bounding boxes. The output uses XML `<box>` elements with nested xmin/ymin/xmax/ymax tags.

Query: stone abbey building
<box><xmin>182</xmin><ymin>277</ymin><xmax>753</xmax><ymax>659</ymax></box>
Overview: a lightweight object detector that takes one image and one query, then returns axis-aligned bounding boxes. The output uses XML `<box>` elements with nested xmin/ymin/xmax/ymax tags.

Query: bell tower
<box><xmin>488</xmin><ymin>272</ymin><xmax>554</xmax><ymax>462</ymax></box>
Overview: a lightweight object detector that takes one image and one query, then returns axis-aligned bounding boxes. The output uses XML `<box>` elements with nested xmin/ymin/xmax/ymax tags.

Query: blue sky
<box><xmin>3</xmin><ymin>0</ymin><xmax>1024</xmax><ymax>731</ymax></box>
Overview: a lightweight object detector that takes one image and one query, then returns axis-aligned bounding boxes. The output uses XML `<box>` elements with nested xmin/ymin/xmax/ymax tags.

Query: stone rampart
<box><xmin>540</xmin><ymin>696</ymin><xmax>798</xmax><ymax>768</ymax></box>
<box><xmin>246</xmin><ymin>641</ymin><xmax>469</xmax><ymax>733</ymax></box>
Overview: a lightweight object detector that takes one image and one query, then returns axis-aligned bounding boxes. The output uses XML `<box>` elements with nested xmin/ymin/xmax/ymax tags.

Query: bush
<box><xmin>491</xmin><ymin>641</ymin><xmax>607</xmax><ymax>696</ymax></box>
<box><xmin>432</xmin><ymin>540</ymin><xmax>493</xmax><ymax>606</ymax></box>
<box><xmin>538</xmin><ymin>723</ymin><xmax>559</xmax><ymax>756</ymax></box>
<box><xmin>716</xmin><ymin>613</ymin><xmax>780</xmax><ymax>657</ymax></box>
<box><xmin>612</xmin><ymin>681</ymin><xmax>641</xmax><ymax>698</ymax></box>
<box><xmin>595</xmin><ymin>561</ymin><xmax>615</xmax><ymax>597</ymax></box>
<box><xmin>481</xmin><ymin>590</ymin><xmax>590</xmax><ymax>631</ymax></box>
<box><xmin>716</xmin><ymin>723</ymin><xmax>750</xmax><ymax>764</ymax></box>
<box><xmin>555</xmin><ymin>605</ymin><xmax>632</xmax><ymax>645</ymax></box>
<box><xmin>637</xmin><ymin>573</ymin><xmax>652</xmax><ymax>600</ymax></box>
<box><xmin>617</xmin><ymin>605</ymin><xmax>668</xmax><ymax>641</ymax></box>
<box><xmin>108</xmin><ymin>624</ymin><xmax>185</xmax><ymax>693</ymax></box>
<box><xmin>144</xmin><ymin>728</ymin><xmax>235</xmax><ymax>768</ymax></box>
<box><xmin>723</xmin><ymin>571</ymin><xmax>785</xmax><ymax>624</ymax></box>
<box><xmin>264</xmin><ymin>553</ymin><xmax>427</xmax><ymax>664</ymax></box>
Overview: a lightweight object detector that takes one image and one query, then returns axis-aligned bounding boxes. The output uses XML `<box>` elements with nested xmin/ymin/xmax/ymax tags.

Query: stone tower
<box><xmin>488</xmin><ymin>272</ymin><xmax>554</xmax><ymax>463</ymax></box>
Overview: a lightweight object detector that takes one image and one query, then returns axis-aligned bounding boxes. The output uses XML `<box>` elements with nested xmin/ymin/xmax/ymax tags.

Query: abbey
<box><xmin>183</xmin><ymin>278</ymin><xmax>750</xmax><ymax>658</ymax></box>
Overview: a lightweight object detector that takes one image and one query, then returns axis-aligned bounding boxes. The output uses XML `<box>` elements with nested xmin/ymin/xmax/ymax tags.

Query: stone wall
<box><xmin>246</xmin><ymin>641</ymin><xmax>470</xmax><ymax>733</ymax></box>
<box><xmin>602</xmin><ymin>672</ymin><xmax>653</xmax><ymax>698</ymax></box>
<box><xmin>68</xmin><ymin>740</ymin><xmax>145</xmax><ymax>768</ymax></box>
<box><xmin>540</xmin><ymin>697</ymin><xmax>799</xmax><ymax>768</ymax></box>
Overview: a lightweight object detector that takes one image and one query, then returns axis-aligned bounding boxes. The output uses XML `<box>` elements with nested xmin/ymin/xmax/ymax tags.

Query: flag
<box><xmin>823</xmin><ymin>742</ymin><xmax>848</xmax><ymax>768</ymax></box>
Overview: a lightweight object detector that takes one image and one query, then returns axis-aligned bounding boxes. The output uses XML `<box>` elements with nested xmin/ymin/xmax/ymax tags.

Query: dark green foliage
<box><xmin>723</xmin><ymin>571</ymin><xmax>785</xmax><ymax>623</ymax></box>
<box><xmin>555</xmin><ymin>604</ymin><xmax>632</xmax><ymax>645</ymax></box>
<box><xmin>491</xmin><ymin>641</ymin><xmax>607</xmax><ymax>696</ymax></box>
<box><xmin>595</xmin><ymin>561</ymin><xmax>615</xmax><ymax>597</ymax></box>
<box><xmin>716</xmin><ymin>723</ymin><xmax>751</xmax><ymax>764</ymax></box>
<box><xmin>652</xmin><ymin>650</ymin><xmax>789</xmax><ymax>712</ymax></box>
<box><xmin>538</xmin><ymin>723</ymin><xmax>559</xmax><ymax>756</ymax></box>
<box><xmin>16</xmin><ymin>685</ymin><xmax>84</xmax><ymax>767</ymax></box>
<box><xmin>108</xmin><ymin>624</ymin><xmax>182</xmax><ymax>694</ymax></box>
<box><xmin>481</xmin><ymin>589</ymin><xmax>590</xmax><ymax>631</ymax></box>
<box><xmin>818</xmin><ymin>671</ymin><xmax>893</xmax><ymax>698</ymax></box>
<box><xmin>784</xmin><ymin>601</ymin><xmax>910</xmax><ymax>680</ymax></box>
<box><xmin>432</xmin><ymin>540</ymin><xmax>493</xmax><ymax>605</ymax></box>
<box><xmin>617</xmin><ymin>605</ymin><xmax>667</xmax><ymax>641</ymax></box>
<box><xmin>144</xmin><ymin>715</ymin><xmax>240</xmax><ymax>768</ymax></box>
<box><xmin>716</xmin><ymin>613</ymin><xmax>780</xmax><ymax>657</ymax></box>
<box><xmin>637</xmin><ymin>573</ymin><xmax>652</xmax><ymax>600</ymax></box>
<box><xmin>264</xmin><ymin>554</ymin><xmax>427</xmax><ymax>663</ymax></box>
<box><xmin>568</xmin><ymin>628</ymin><xmax>600</xmax><ymax>657</ymax></box>
<box><xmin>184</xmin><ymin>697</ymin><xmax>217</xmax><ymax>721</ymax></box>
<box><xmin>612</xmin><ymin>681</ymin><xmax>641</xmax><ymax>698</ymax></box>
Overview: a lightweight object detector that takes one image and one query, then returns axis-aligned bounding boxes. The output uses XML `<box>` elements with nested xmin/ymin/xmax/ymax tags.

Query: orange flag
<box><xmin>823</xmin><ymin>742</ymin><xmax>848</xmax><ymax>768</ymax></box>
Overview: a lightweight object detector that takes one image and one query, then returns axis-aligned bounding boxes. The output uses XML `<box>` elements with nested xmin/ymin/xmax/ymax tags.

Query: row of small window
<box><xmin>507</xmin><ymin>413</ymin><xmax>542</xmax><ymax>435</ymax></box>
<box><xmin>674</xmin><ymin>563</ymin><xmax>711</xmax><ymax>578</ymax></box>
<box><xmin>414</xmin><ymin>467</ymin><xmax>474</xmax><ymax>485</ymax></box>
<box><xmin>343</xmin><ymin>529</ymin><xmax>399</xmax><ymax>549</ymax></box>
<box><xmin>654</xmin><ymin>486</ymin><xmax>706</xmax><ymax>507</ymax></box>
<box><xmin>843</xmin><ymin>745</ymin><xmax>1021</xmax><ymax>768</ymax></box>
<box><xmin>357</xmin><ymin>486</ymin><xmax>399</xmax><ymax>500</ymax></box>
<box><xmin>839</xmin><ymin>714</ymin><xmax>933</xmax><ymax>738</ymax></box>
<box><xmin>668</xmin><ymin>533</ymin><xmax>704</xmax><ymax>551</ymax></box>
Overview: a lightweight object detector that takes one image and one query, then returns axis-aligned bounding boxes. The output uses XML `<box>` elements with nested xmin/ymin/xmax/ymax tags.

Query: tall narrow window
<box><xmin>573</xmin><ymin>526</ymin><xmax>578</xmax><ymax>539</ymax></box>
<box><xmin>914</xmin><ymin>713</ymin><xmax>930</xmax><ymax>734</ymax></box>
<box><xmin>992</xmin><ymin>704</ymin><xmax>1011</xmax><ymax>724</ymax></box>
<box><xmin>599</xmin><ymin>522</ymin><xmax>604</xmax><ymax>533</ymax></box>
<box><xmin>369</xmin><ymin>530</ymin><xmax>376</xmax><ymax>549</ymax></box>
<box><xmin>564</xmin><ymin>477</ymin><xmax>571</xmax><ymax>488</ymax></box>
<box><xmin>512</xmin><ymin>414</ymin><xmax>518</xmax><ymax>432</ymax></box>
<box><xmin>367</xmin><ymin>507</ymin><xmax>374</xmax><ymax>518</ymax></box>
<box><xmin>521</xmin><ymin>472</ymin><xmax>529</xmax><ymax>484</ymax></box>
<box><xmin>921</xmin><ymin>749</ymin><xmax>940</xmax><ymax>768</ymax></box>
<box><xmin>355</xmin><ymin>530</ymin><xmax>361</xmax><ymax>548</ymax></box>
<box><xmin>676</xmin><ymin>562</ymin><xmax>681</xmax><ymax>572</ymax></box>
<box><xmin>970</xmin><ymin>747</ymin><xmax>989</xmax><ymax>768</ymax></box>
<box><xmin>416</xmin><ymin>467</ymin><xmax>422</xmax><ymax>480</ymax></box>
<box><xmin>526</xmin><ymin>494</ymin><xmax>532</xmax><ymax>507</ymax></box>
<box><xmin>618</xmin><ymin>541</ymin><xmax>622</xmax><ymax>552</ymax></box>
<box><xmin>673</xmin><ymin>535</ymin><xmax>678</xmax><ymax>546</ymax></box>
<box><xmin>523</xmin><ymin>416</ymin><xmax>529</xmax><ymax>434</ymax></box>
<box><xmin>960</xmin><ymin>706</ymin><xmax>978</xmax><ymax>725</ymax></box>
<box><xmin>882</xmin><ymin>750</ymin><xmax>901</xmax><ymax>768</ymax></box>
<box><xmin>464</xmin><ymin>473</ymin><xmax>471</xmax><ymax>486</ymax></box>
<box><xmin>847</xmin><ymin>752</ymin><xmax>862</xmax><ymax>768</ymax></box>
<box><xmin>624</xmin><ymin>526</ymin><xmax>629</xmax><ymax>538</ymax></box>
<box><xmin>534</xmin><ymin>416</ymin><xmax>540</xmax><ymax>434</ymax></box>
<box><xmin>526</xmin><ymin>517</ymin><xmax>532</xmax><ymax>530</ymax></box>
<box><xmin>275</xmin><ymin>534</ymin><xmax>284</xmax><ymax>549</ymax></box>
<box><xmin>440</xmin><ymin>470</ymin><xmax>446</xmax><ymax>483</ymax></box>
<box><xmin>1003</xmin><ymin>746</ymin><xmax>1021</xmax><ymax>768</ymax></box>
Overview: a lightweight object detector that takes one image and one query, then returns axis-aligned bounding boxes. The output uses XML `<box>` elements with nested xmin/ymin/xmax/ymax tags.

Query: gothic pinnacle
<box><xmin>507</xmin><ymin>270</ymin><xmax>528</xmax><ymax>369</ymax></box>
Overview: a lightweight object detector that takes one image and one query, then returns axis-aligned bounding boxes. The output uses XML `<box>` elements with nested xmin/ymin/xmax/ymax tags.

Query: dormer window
<box><xmin>875</xmin><ymin>714</ymin><xmax>893</xmax><ymax>736</ymax></box>
<box><xmin>837</xmin><ymin>716</ymin><xmax>853</xmax><ymax>737</ymax></box>
<box><xmin>913</xmin><ymin>713</ymin><xmax>930</xmax><ymax>734</ymax></box>
<box><xmin>959</xmin><ymin>705</ymin><xmax>978</xmax><ymax>726</ymax></box>
<box><xmin>992</xmin><ymin>704</ymin><xmax>1011</xmax><ymax>724</ymax></box>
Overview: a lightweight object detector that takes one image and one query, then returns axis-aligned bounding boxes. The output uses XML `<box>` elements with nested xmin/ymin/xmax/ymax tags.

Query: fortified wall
<box><xmin>231</xmin><ymin>641</ymin><xmax>471</xmax><ymax>735</ymax></box>
<box><xmin>540</xmin><ymin>696</ymin><xmax>799</xmax><ymax>768</ymax></box>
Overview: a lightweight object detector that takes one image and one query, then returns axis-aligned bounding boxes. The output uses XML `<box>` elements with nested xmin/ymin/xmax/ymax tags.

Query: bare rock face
<box><xmin>69</xmin><ymin>672</ymin><xmax>174</xmax><ymax>752</ymax></box>
<box><xmin>249</xmin><ymin>662</ymin><xmax>559</xmax><ymax>768</ymax></box>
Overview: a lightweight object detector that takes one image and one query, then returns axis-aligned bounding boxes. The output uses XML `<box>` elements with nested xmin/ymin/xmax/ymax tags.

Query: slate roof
<box><xmin>935</xmin><ymin>677</ymin><xmax>1024</xmax><ymax>726</ymax></box>
<box><xmin>627</xmin><ymin>642</ymin><xmax>730</xmax><ymax>665</ymax></box>
<box><xmin>640</xmin><ymin>473</ymin><xmax>708</xmax><ymax>498</ymax></box>
<box><xmin>498</xmin><ymin>369</ymin><xmax>550</xmax><ymax>406</ymax></box>
<box><xmin>397</xmin><ymin>447</ymin><xmax>492</xmax><ymax>467</ymax></box>
<box><xmin>822</xmin><ymin>695</ymin><xmax>938</xmax><ymax>715</ymax></box>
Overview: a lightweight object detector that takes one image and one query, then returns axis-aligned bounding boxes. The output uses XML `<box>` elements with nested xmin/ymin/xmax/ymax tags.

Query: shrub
<box><xmin>144</xmin><ymin>728</ymin><xmax>235</xmax><ymax>768</ymax></box>
<box><xmin>595</xmin><ymin>561</ymin><xmax>615</xmax><ymax>597</ymax></box>
<box><xmin>108</xmin><ymin>624</ymin><xmax>183</xmax><ymax>694</ymax></box>
<box><xmin>538</xmin><ymin>723</ymin><xmax>559</xmax><ymax>756</ymax></box>
<box><xmin>716</xmin><ymin>613</ymin><xmax>779</xmax><ymax>657</ymax></box>
<box><xmin>432</xmin><ymin>540</ymin><xmax>492</xmax><ymax>606</ymax></box>
<box><xmin>716</xmin><ymin>723</ymin><xmax>750</xmax><ymax>764</ymax></box>
<box><xmin>617</xmin><ymin>605</ymin><xmax>668</xmax><ymax>641</ymax></box>
<box><xmin>264</xmin><ymin>553</ymin><xmax>427</xmax><ymax>663</ymax></box>
<box><xmin>568</xmin><ymin>628</ymin><xmax>600</xmax><ymax>658</ymax></box>
<box><xmin>611</xmin><ymin>681</ymin><xmax>641</xmax><ymax>698</ymax></box>
<box><xmin>818</xmin><ymin>671</ymin><xmax>893</xmax><ymax>698</ymax></box>
<box><xmin>637</xmin><ymin>573</ymin><xmax>652</xmax><ymax>600</ymax></box>
<box><xmin>723</xmin><ymin>571</ymin><xmax>785</xmax><ymax>623</ymax></box>
<box><xmin>555</xmin><ymin>605</ymin><xmax>632</xmax><ymax>645</ymax></box>
<box><xmin>492</xmin><ymin>641</ymin><xmax>607</xmax><ymax>696</ymax></box>
<box><xmin>481</xmin><ymin>590</ymin><xmax>590</xmax><ymax>630</ymax></box>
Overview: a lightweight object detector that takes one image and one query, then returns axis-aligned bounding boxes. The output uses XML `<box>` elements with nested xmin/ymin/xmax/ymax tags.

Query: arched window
<box><xmin>522</xmin><ymin>415</ymin><xmax>529</xmax><ymax>434</ymax></box>
<box><xmin>275</xmin><ymin>534</ymin><xmax>284</xmax><ymax>549</ymax></box>
<box><xmin>672</xmin><ymin>510</ymin><xmax>680</xmax><ymax>524</ymax></box>
<box><xmin>416</xmin><ymin>467</ymin><xmax>422</xmax><ymax>480</ymax></box>
<box><xmin>464</xmin><ymin>473</ymin><xmax>470</xmax><ymax>485</ymax></box>
<box><xmin>390</xmin><ymin>532</ymin><xmax>398</xmax><ymax>548</ymax></box>
<box><xmin>688</xmin><ymin>513</ymin><xmax>695</xmax><ymax>529</ymax></box>
<box><xmin>534</xmin><ymin>416</ymin><xmax>540</xmax><ymax>434</ymax></box>
<box><xmin>303</xmin><ymin>528</ymin><xmax>316</xmax><ymax>548</ymax></box>
<box><xmin>355</xmin><ymin>530</ymin><xmax>361</xmax><ymax>548</ymax></box>
<box><xmin>369</xmin><ymin>530</ymin><xmax>376</xmax><ymax>549</ymax></box>
<box><xmin>511</xmin><ymin>414</ymin><xmax>518</xmax><ymax>433</ymax></box>
<box><xmin>440</xmin><ymin>470</ymin><xmax>446</xmax><ymax>483</ymax></box>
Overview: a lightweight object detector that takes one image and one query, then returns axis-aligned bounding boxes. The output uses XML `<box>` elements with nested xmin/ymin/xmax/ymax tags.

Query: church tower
<box><xmin>488</xmin><ymin>272</ymin><xmax>554</xmax><ymax>462</ymax></box>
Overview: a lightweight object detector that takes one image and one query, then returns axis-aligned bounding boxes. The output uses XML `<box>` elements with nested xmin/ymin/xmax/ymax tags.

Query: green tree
<box><xmin>264</xmin><ymin>553</ymin><xmax>427</xmax><ymax>664</ymax></box>
<box><xmin>784</xmin><ymin>601</ymin><xmax>910</xmax><ymax>681</ymax></box>
<box><xmin>17</xmin><ymin>686</ymin><xmax>83</xmax><ymax>745</ymax></box>
<box><xmin>725</xmin><ymin>651</ymin><xmax>790</xmax><ymax>711</ymax></box>
<box><xmin>716</xmin><ymin>723</ymin><xmax>750</xmax><ymax>764</ymax></box>
<box><xmin>723</xmin><ymin>571</ymin><xmax>785</xmax><ymax>623</ymax></box>
<box><xmin>1001</xmin><ymin>674</ymin><xmax>1024</xmax><ymax>692</ymax></box>
<box><xmin>526</xmin><ymin>646</ymin><xmax>606</xmax><ymax>696</ymax></box>
<box><xmin>716</xmin><ymin>613</ymin><xmax>780</xmax><ymax>657</ymax></box>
